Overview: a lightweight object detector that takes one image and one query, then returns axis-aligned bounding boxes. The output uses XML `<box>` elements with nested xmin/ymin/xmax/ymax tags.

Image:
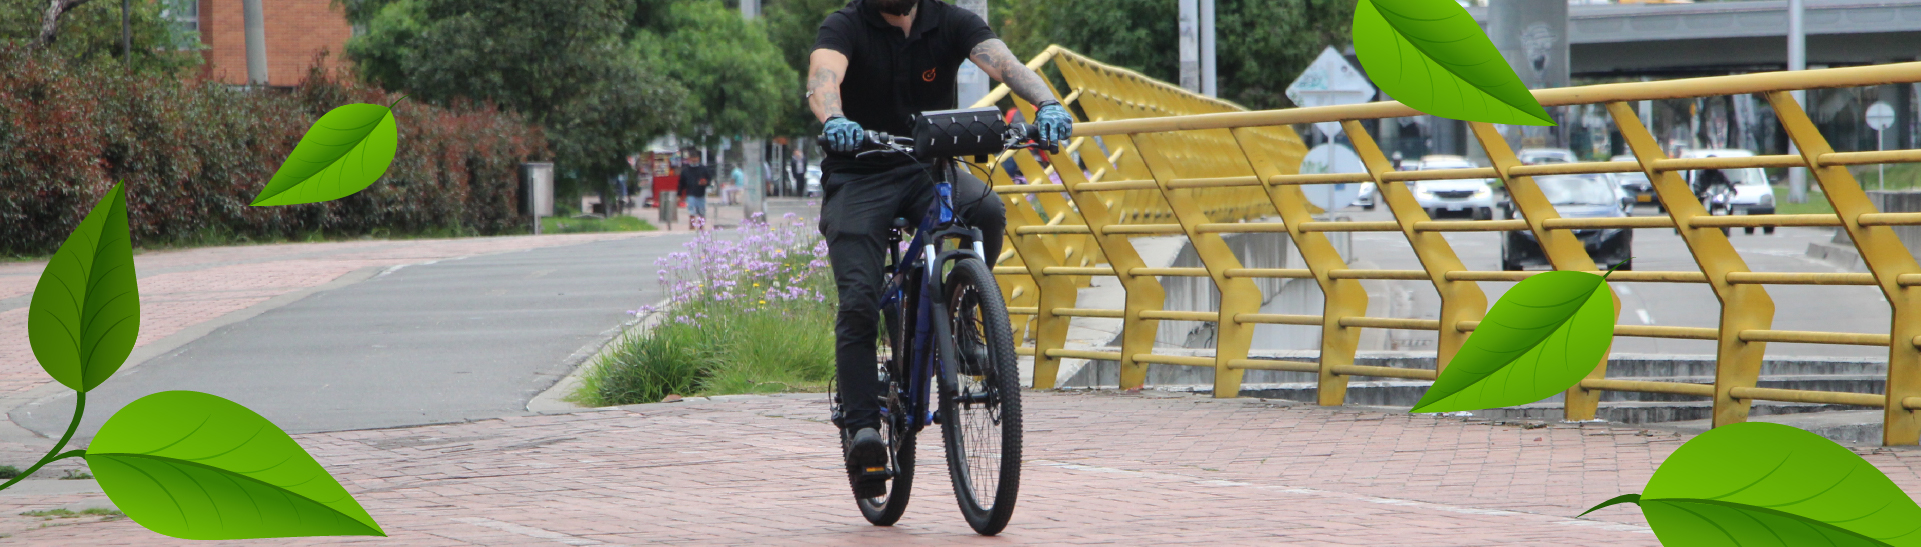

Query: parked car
<box><xmin>1502</xmin><ymin>174</ymin><xmax>1634</xmax><ymax>271</ymax></box>
<box><xmin>804</xmin><ymin>165</ymin><xmax>822</xmax><ymax>197</ymax></box>
<box><xmin>1516</xmin><ymin>148</ymin><xmax>1578</xmax><ymax>165</ymax></box>
<box><xmin>1607</xmin><ymin>155</ymin><xmax>1656</xmax><ymax>205</ymax></box>
<box><xmin>1410</xmin><ymin>155</ymin><xmax>1495</xmax><ymax>220</ymax></box>
<box><xmin>1676</xmin><ymin>149</ymin><xmax>1777</xmax><ymax>234</ymax></box>
<box><xmin>1355</xmin><ymin>182</ymin><xmax>1377</xmax><ymax>210</ymax></box>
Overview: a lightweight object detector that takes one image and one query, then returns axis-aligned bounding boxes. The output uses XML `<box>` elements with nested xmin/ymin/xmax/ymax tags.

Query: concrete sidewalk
<box><xmin>0</xmin><ymin>232</ymin><xmax>663</xmax><ymax>501</ymax></box>
<box><xmin>12</xmin><ymin>389</ymin><xmax>1913</xmax><ymax>545</ymax></box>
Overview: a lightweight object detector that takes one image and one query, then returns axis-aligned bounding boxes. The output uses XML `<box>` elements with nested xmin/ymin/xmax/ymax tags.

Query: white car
<box><xmin>1355</xmin><ymin>182</ymin><xmax>1377</xmax><ymax>210</ymax></box>
<box><xmin>804</xmin><ymin>166</ymin><xmax>822</xmax><ymax>197</ymax></box>
<box><xmin>1676</xmin><ymin>149</ymin><xmax>1777</xmax><ymax>234</ymax></box>
<box><xmin>1409</xmin><ymin>155</ymin><xmax>1496</xmax><ymax>220</ymax></box>
<box><xmin>1516</xmin><ymin>148</ymin><xmax>1577</xmax><ymax>165</ymax></box>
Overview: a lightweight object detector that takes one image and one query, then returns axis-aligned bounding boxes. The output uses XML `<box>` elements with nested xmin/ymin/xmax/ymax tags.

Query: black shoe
<box><xmin>844</xmin><ymin>427</ymin><xmax>888</xmax><ymax>499</ymax></box>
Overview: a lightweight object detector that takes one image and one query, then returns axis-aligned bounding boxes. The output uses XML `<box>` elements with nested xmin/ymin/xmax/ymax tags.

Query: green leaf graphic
<box><xmin>1411</xmin><ymin>270</ymin><xmax>1613</xmax><ymax>413</ymax></box>
<box><xmin>88</xmin><ymin>391</ymin><xmax>385</xmax><ymax>540</ymax></box>
<box><xmin>1352</xmin><ymin>0</ymin><xmax>1555</xmax><ymax>126</ymax></box>
<box><xmin>1582</xmin><ymin>422</ymin><xmax>1921</xmax><ymax>546</ymax></box>
<box><xmin>251</xmin><ymin>103</ymin><xmax>398</xmax><ymax>206</ymax></box>
<box><xmin>28</xmin><ymin>182</ymin><xmax>139</xmax><ymax>393</ymax></box>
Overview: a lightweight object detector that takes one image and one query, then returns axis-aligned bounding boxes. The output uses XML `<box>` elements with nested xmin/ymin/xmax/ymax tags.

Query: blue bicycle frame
<box><xmin>879</xmin><ymin>161</ymin><xmax>988</xmax><ymax>435</ymax></box>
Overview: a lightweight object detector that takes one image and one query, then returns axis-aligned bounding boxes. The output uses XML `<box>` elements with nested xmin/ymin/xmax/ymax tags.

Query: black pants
<box><xmin>820</xmin><ymin>162</ymin><xmax>1006</xmax><ymax>432</ymax></box>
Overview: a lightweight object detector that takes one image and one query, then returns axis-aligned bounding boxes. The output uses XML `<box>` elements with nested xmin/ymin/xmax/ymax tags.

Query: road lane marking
<box><xmin>451</xmin><ymin>517</ymin><xmax>603</xmax><ymax>545</ymax></box>
<box><xmin>1032</xmin><ymin>460</ymin><xmax>1652</xmax><ymax>534</ymax></box>
<box><xmin>1637</xmin><ymin>309</ymin><xmax>1653</xmax><ymax>325</ymax></box>
<box><xmin>1617</xmin><ymin>286</ymin><xmax>1632</xmax><ymax>295</ymax></box>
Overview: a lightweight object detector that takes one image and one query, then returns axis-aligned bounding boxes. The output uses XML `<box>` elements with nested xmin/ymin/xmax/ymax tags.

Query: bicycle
<box><xmin>827</xmin><ymin>107</ymin><xmax>1055</xmax><ymax>536</ymax></box>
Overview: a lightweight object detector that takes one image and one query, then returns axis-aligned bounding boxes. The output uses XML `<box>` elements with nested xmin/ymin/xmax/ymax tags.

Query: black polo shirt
<box><xmin>815</xmin><ymin>0</ymin><xmax>997</xmax><ymax>174</ymax></box>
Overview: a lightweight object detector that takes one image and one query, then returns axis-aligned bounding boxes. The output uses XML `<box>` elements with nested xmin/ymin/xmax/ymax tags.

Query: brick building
<box><xmin>179</xmin><ymin>0</ymin><xmax>355</xmax><ymax>86</ymax></box>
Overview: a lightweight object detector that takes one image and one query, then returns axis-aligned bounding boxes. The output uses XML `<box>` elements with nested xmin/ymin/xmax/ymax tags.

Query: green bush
<box><xmin>0</xmin><ymin>47</ymin><xmax>547</xmax><ymax>257</ymax></box>
<box><xmin>572</xmin><ymin>214</ymin><xmax>835</xmax><ymax>406</ymax></box>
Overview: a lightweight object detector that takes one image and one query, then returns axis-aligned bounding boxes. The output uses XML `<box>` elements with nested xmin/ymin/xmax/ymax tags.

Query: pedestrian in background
<box><xmin>730</xmin><ymin>164</ymin><xmax>747</xmax><ymax>206</ymax></box>
<box><xmin>679</xmin><ymin>154</ymin><xmax>711</xmax><ymax>228</ymax></box>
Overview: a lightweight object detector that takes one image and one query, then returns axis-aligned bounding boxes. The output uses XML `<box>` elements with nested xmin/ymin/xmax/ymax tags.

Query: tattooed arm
<box><xmin>807</xmin><ymin>49</ymin><xmax>849</xmax><ymax>122</ymax></box>
<box><xmin>968</xmin><ymin>39</ymin><xmax>1056</xmax><ymax>105</ymax></box>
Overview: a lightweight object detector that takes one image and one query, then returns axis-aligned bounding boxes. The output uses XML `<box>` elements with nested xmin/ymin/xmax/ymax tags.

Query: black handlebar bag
<box><xmin>912</xmin><ymin>107</ymin><xmax>1007</xmax><ymax>161</ymax></box>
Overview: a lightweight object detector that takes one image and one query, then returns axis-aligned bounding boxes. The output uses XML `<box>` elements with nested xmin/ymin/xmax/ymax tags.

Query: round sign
<box><xmin>1298</xmin><ymin>144</ymin><xmax>1365</xmax><ymax>211</ymax></box>
<box><xmin>1867</xmin><ymin>101</ymin><xmax>1896</xmax><ymax>131</ymax></box>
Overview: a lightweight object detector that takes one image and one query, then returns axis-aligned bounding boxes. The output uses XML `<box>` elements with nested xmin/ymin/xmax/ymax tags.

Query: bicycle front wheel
<box><xmin>936</xmin><ymin>258</ymin><xmax>1022</xmax><ymax>535</ymax></box>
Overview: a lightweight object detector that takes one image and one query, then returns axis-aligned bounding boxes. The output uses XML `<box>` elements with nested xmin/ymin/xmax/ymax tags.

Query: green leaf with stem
<box><xmin>0</xmin><ymin>393</ymin><xmax>88</xmax><ymax>492</ymax></box>
<box><xmin>1411</xmin><ymin>267</ymin><xmax>1618</xmax><ymax>413</ymax></box>
<box><xmin>1582</xmin><ymin>422</ymin><xmax>1921</xmax><ymax>546</ymax></box>
<box><xmin>1352</xmin><ymin>0</ymin><xmax>1556</xmax><ymax>126</ymax></box>
<box><xmin>29</xmin><ymin>181</ymin><xmax>139</xmax><ymax>393</ymax></box>
<box><xmin>88</xmin><ymin>391</ymin><xmax>385</xmax><ymax>539</ymax></box>
<box><xmin>251</xmin><ymin>103</ymin><xmax>399</xmax><ymax>206</ymax></box>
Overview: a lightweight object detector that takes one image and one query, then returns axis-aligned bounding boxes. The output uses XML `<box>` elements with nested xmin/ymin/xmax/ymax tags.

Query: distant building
<box><xmin>168</xmin><ymin>0</ymin><xmax>355</xmax><ymax>87</ymax></box>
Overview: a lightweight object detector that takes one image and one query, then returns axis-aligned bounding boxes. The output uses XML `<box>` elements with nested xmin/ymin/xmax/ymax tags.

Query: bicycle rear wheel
<box><xmin>936</xmin><ymin>258</ymin><xmax>1022</xmax><ymax>535</ymax></box>
<box><xmin>855</xmin><ymin>299</ymin><xmax>915</xmax><ymax>524</ymax></box>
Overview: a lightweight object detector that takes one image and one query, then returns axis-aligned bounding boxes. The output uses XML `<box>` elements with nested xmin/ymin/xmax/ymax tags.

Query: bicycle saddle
<box><xmin>892</xmin><ymin>217</ymin><xmax>910</xmax><ymax>229</ymax></box>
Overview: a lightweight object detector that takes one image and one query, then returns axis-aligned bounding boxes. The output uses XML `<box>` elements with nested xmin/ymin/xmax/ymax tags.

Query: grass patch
<box><xmin>1849</xmin><ymin>162</ymin><xmax>1921</xmax><ymax>192</ymax></box>
<box><xmin>1773</xmin><ymin>186</ymin><xmax>1836</xmax><ymax>215</ymax></box>
<box><xmin>59</xmin><ymin>469</ymin><xmax>91</xmax><ymax>480</ymax></box>
<box><xmin>571</xmin><ymin>213</ymin><xmax>832</xmax><ymax>406</ymax></box>
<box><xmin>542</xmin><ymin>215</ymin><xmax>655</xmax><ymax>234</ymax></box>
<box><xmin>21</xmin><ymin>508</ymin><xmax>121</xmax><ymax>519</ymax></box>
<box><xmin>0</xmin><ymin>466</ymin><xmax>17</xmax><ymax>479</ymax></box>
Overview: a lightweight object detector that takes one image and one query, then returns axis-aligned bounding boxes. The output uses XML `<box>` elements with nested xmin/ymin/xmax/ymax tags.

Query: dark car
<box><xmin>1502</xmin><ymin>174</ymin><xmax>1633</xmax><ymax>271</ymax></box>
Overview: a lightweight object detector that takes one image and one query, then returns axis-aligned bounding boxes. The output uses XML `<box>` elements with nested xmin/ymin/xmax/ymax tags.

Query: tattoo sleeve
<box><xmin>969</xmin><ymin>39</ymin><xmax>1056</xmax><ymax>106</ymax></box>
<box><xmin>807</xmin><ymin>50</ymin><xmax>847</xmax><ymax>122</ymax></box>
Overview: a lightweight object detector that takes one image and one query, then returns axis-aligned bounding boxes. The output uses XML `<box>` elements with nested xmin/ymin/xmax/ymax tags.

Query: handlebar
<box><xmin>818</xmin><ymin>122</ymin><xmax>1059</xmax><ymax>160</ymax></box>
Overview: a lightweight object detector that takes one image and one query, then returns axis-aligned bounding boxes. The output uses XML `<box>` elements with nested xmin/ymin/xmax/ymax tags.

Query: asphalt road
<box><xmin>14</xmin><ymin>233</ymin><xmax>697</xmax><ymax>438</ymax></box>
<box><xmin>1326</xmin><ymin>203</ymin><xmax>1890</xmax><ymax>357</ymax></box>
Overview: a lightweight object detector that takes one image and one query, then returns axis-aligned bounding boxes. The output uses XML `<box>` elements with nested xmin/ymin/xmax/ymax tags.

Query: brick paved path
<box><xmin>13</xmin><ymin>390</ymin><xmax>1919</xmax><ymax>546</ymax></box>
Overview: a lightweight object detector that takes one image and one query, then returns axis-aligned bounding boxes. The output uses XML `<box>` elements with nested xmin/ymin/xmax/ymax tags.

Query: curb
<box><xmin>526</xmin><ymin>298</ymin><xmax>671</xmax><ymax>414</ymax></box>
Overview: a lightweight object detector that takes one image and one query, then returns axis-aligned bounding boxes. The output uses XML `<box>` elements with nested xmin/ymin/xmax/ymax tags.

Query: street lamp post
<box><xmin>1787</xmin><ymin>0</ymin><xmax>1807</xmax><ymax>202</ymax></box>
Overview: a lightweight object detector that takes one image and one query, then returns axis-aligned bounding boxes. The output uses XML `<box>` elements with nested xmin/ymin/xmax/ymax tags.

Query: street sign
<box><xmin>1867</xmin><ymin>101</ymin><xmax>1895</xmax><ymax>131</ymax></box>
<box><xmin>1299</xmin><ymin>143</ymin><xmax>1364</xmax><ymax>211</ymax></box>
<box><xmin>1286</xmin><ymin>47</ymin><xmax>1376</xmax><ymax>138</ymax></box>
<box><xmin>1867</xmin><ymin>101</ymin><xmax>1895</xmax><ymax>189</ymax></box>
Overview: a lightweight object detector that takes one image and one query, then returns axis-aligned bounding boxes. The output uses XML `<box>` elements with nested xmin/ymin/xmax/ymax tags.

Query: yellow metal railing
<box><xmin>974</xmin><ymin>46</ymin><xmax>1921</xmax><ymax>446</ymax></box>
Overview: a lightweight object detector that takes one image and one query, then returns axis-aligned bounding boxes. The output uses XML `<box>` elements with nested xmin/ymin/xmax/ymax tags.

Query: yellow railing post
<box><xmin>1468</xmin><ymin>122</ymin><xmax>1622</xmax><ymax>421</ymax></box>
<box><xmin>1131</xmin><ymin>131</ymin><xmax>1261</xmax><ymax>397</ymax></box>
<box><xmin>1233</xmin><ymin>127</ymin><xmax>1368</xmax><ymax>405</ymax></box>
<box><xmin>1607</xmin><ymin>101</ymin><xmax>1775</xmax><ymax>429</ymax></box>
<box><xmin>1344</xmin><ymin>121</ymin><xmax>1488</xmax><ymax>373</ymax></box>
<box><xmin>1768</xmin><ymin>91</ymin><xmax>1921</xmax><ymax>446</ymax></box>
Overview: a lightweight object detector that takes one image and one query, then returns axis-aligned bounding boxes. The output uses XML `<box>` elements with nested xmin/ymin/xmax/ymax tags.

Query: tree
<box><xmin>761</xmin><ymin>0</ymin><xmax>845</xmax><ymax>138</ymax></box>
<box><xmin>1</xmin><ymin>0</ymin><xmax>201</xmax><ymax>74</ymax></box>
<box><xmin>990</xmin><ymin>0</ymin><xmax>1353</xmax><ymax>110</ymax></box>
<box><xmin>632</xmin><ymin>0</ymin><xmax>795</xmax><ymax>147</ymax></box>
<box><xmin>345</xmin><ymin>0</ymin><xmax>687</xmax><ymax>198</ymax></box>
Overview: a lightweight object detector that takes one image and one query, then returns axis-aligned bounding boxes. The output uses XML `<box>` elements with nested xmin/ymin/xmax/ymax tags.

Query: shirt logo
<box><xmin>922</xmin><ymin>68</ymin><xmax>937</xmax><ymax>82</ymax></box>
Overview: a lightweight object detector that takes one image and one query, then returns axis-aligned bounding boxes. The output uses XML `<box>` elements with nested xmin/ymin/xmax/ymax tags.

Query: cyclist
<box><xmin>807</xmin><ymin>0</ymin><xmax>1071</xmax><ymax>497</ymax></box>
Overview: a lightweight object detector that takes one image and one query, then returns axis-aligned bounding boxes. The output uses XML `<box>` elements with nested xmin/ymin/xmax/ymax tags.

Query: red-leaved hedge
<box><xmin>0</xmin><ymin>50</ymin><xmax>547</xmax><ymax>256</ymax></box>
